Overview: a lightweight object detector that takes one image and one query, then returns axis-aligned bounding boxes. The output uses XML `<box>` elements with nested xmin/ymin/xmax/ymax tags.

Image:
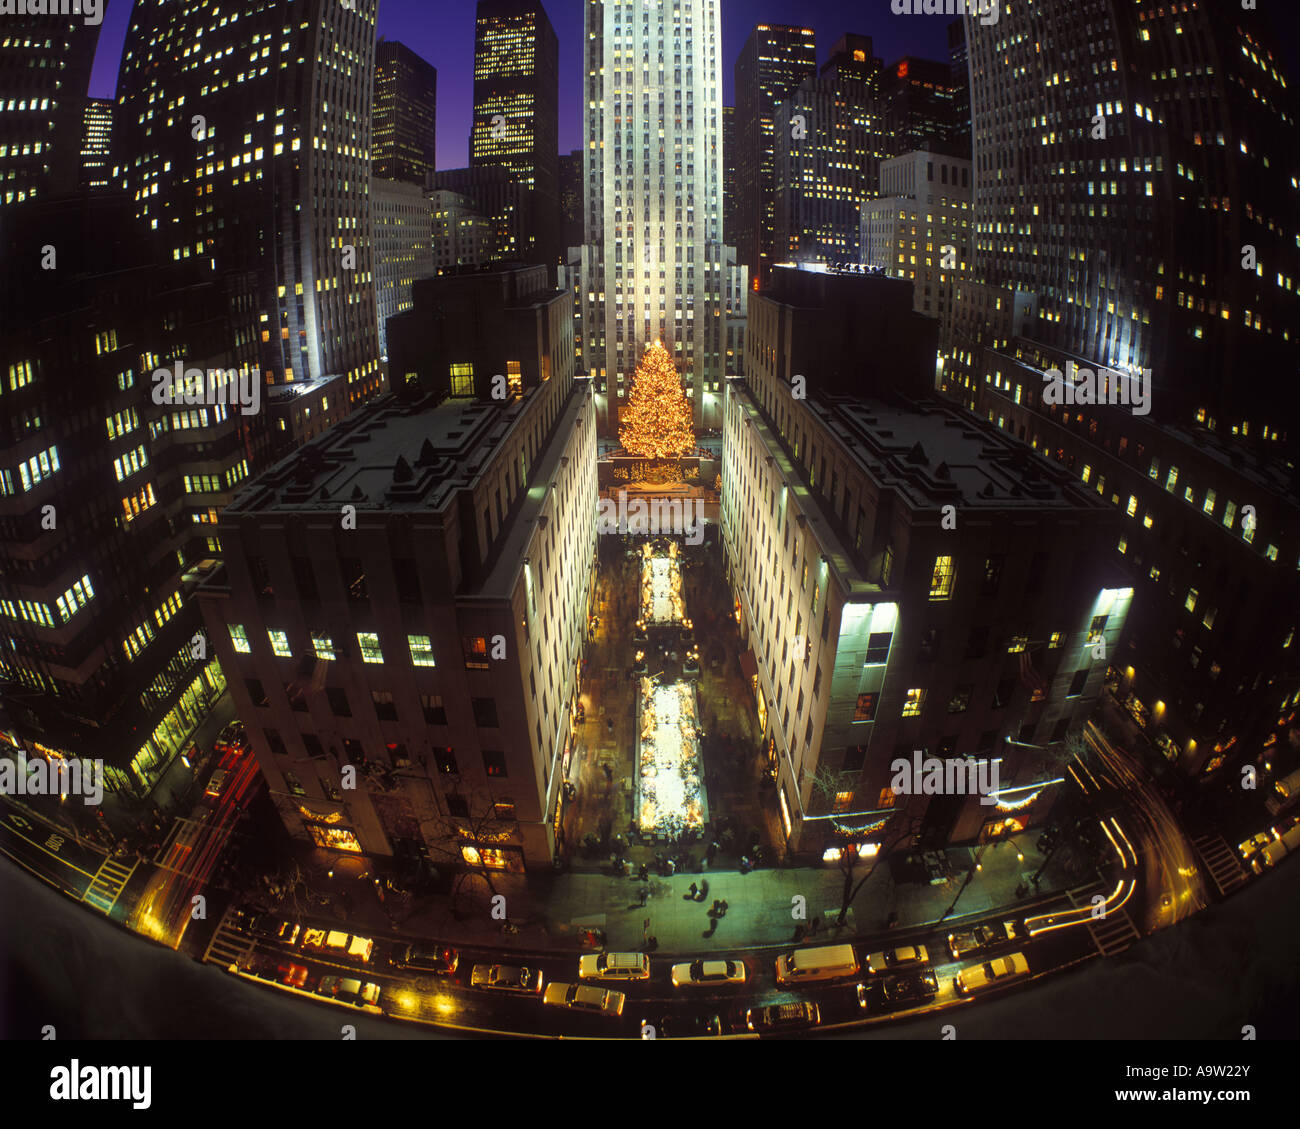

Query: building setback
<box><xmin>471</xmin><ymin>0</ymin><xmax>559</xmax><ymax>267</ymax></box>
<box><xmin>724</xmin><ymin>266</ymin><xmax>1129</xmax><ymax>855</ymax></box>
<box><xmin>0</xmin><ymin>11</ymin><xmax>101</xmax><ymax>208</ymax></box>
<box><xmin>116</xmin><ymin>0</ymin><xmax>384</xmax><ymax>407</ymax></box>
<box><xmin>579</xmin><ymin>0</ymin><xmax>746</xmax><ymax>434</ymax></box>
<box><xmin>943</xmin><ymin>4</ymin><xmax>1300</xmax><ymax>779</ymax></box>
<box><xmin>200</xmin><ymin>266</ymin><xmax>596</xmax><ymax>872</ymax></box>
<box><xmin>733</xmin><ymin>24</ymin><xmax>818</xmax><ymax>289</ymax></box>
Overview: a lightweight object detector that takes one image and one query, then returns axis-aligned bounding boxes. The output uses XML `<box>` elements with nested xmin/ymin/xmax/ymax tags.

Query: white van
<box><xmin>578</xmin><ymin>952</ymin><xmax>651</xmax><ymax>981</ymax></box>
<box><xmin>774</xmin><ymin>944</ymin><xmax>860</xmax><ymax>986</ymax></box>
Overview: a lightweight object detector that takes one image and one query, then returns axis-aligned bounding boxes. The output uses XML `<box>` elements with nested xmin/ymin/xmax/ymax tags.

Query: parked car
<box><xmin>542</xmin><ymin>982</ymin><xmax>626</xmax><ymax>1018</ymax></box>
<box><xmin>248</xmin><ymin>915</ymin><xmax>300</xmax><ymax>945</ymax></box>
<box><xmin>302</xmin><ymin>929</ymin><xmax>373</xmax><ymax>962</ymax></box>
<box><xmin>578</xmin><ymin>952</ymin><xmax>651</xmax><ymax>981</ymax></box>
<box><xmin>670</xmin><ymin>959</ymin><xmax>747</xmax><ymax>988</ymax></box>
<box><xmin>317</xmin><ymin>976</ymin><xmax>380</xmax><ymax>1007</ymax></box>
<box><xmin>745</xmin><ymin>1001</ymin><xmax>821</xmax><ymax>1032</ymax></box>
<box><xmin>947</xmin><ymin>920</ymin><xmax>1018</xmax><ymax>959</ymax></box>
<box><xmin>954</xmin><ymin>952</ymin><xmax>1030</xmax><ymax>996</ymax></box>
<box><xmin>215</xmin><ymin>723</ymin><xmax>248</xmax><ymax>755</ymax></box>
<box><xmin>204</xmin><ymin>769</ymin><xmax>228</xmax><ymax>797</ymax></box>
<box><xmin>278</xmin><ymin>963</ymin><xmax>311</xmax><ymax>990</ymax></box>
<box><xmin>864</xmin><ymin>945</ymin><xmax>930</xmax><ymax>975</ymax></box>
<box><xmin>469</xmin><ymin>964</ymin><xmax>544</xmax><ymax>993</ymax></box>
<box><xmin>658</xmin><ymin>1013</ymin><xmax>723</xmax><ymax>1038</ymax></box>
<box><xmin>881</xmin><ymin>970</ymin><xmax>939</xmax><ymax>1005</ymax></box>
<box><xmin>396</xmin><ymin>943</ymin><xmax>458</xmax><ymax>975</ymax></box>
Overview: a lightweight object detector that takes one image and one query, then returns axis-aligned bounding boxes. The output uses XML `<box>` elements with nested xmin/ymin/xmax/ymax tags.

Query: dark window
<box><xmin>264</xmin><ymin>728</ymin><xmax>287</xmax><ymax>758</ymax></box>
<box><xmin>853</xmin><ymin>693</ymin><xmax>877</xmax><ymax>722</ymax></box>
<box><xmin>1050</xmin><ymin>718</ymin><xmax>1070</xmax><ymax>742</ymax></box>
<box><xmin>472</xmin><ymin>697</ymin><xmax>500</xmax><ymax>728</ymax></box>
<box><xmin>977</xmin><ymin>730</ymin><xmax>997</xmax><ymax>752</ymax></box>
<box><xmin>434</xmin><ymin>747</ymin><xmax>458</xmax><ymax>774</ymax></box>
<box><xmin>421</xmin><ymin>694</ymin><xmax>447</xmax><ymax>725</ymax></box>
<box><xmin>1026</xmin><ymin>552</ymin><xmax>1047</xmax><ymax>595</ymax></box>
<box><xmin>285</xmin><ymin>683</ymin><xmax>307</xmax><ymax>712</ymax></box>
<box><xmin>1067</xmin><ymin>669</ymin><xmax>1089</xmax><ymax>697</ymax></box>
<box><xmin>841</xmin><ymin>745</ymin><xmax>867</xmax><ymax>773</ymax></box>
<box><xmin>291</xmin><ymin>557</ymin><xmax>317</xmax><ymax>600</ymax></box>
<box><xmin>982</xmin><ymin>555</ymin><xmax>1005</xmax><ymax>596</ymax></box>
<box><xmin>812</xmin><ymin>666</ymin><xmax>823</xmax><ymax>698</ymax></box>
<box><xmin>965</xmin><ymin>626</ymin><xmax>989</xmax><ymax>660</ymax></box>
<box><xmin>372</xmin><ymin>690</ymin><xmax>397</xmax><ymax>721</ymax></box>
<box><xmin>483</xmin><ymin>750</ymin><xmax>507</xmax><ymax>778</ymax></box>
<box><xmin>343</xmin><ymin>738</ymin><xmax>364</xmax><ymax>764</ymax></box>
<box><xmin>302</xmin><ymin>733</ymin><xmax>325</xmax><ymax>759</ymax></box>
<box><xmin>936</xmin><ymin>736</ymin><xmax>957</xmax><ymax>758</ymax></box>
<box><xmin>918</xmin><ymin>628</ymin><xmax>940</xmax><ymax>663</ymax></box>
<box><xmin>947</xmin><ymin>684</ymin><xmax>973</xmax><ymax>713</ymax></box>
<box><xmin>394</xmin><ymin>558</ymin><xmax>420</xmax><ymax>603</ymax></box>
<box><xmin>326</xmin><ymin>686</ymin><xmax>351</xmax><ymax>717</ymax></box>
<box><xmin>342</xmin><ymin>557</ymin><xmax>368</xmax><ymax>601</ymax></box>
<box><xmin>248</xmin><ymin>555</ymin><xmax>273</xmax><ymax>598</ymax></box>
<box><xmin>245</xmin><ymin>677</ymin><xmax>268</xmax><ymax>707</ymax></box>
<box><xmin>387</xmin><ymin>742</ymin><xmax>410</xmax><ymax>768</ymax></box>
<box><xmin>1019</xmin><ymin>722</ymin><xmax>1037</xmax><ymax>743</ymax></box>
<box><xmin>445</xmin><ymin>793</ymin><xmax>469</xmax><ymax>818</ymax></box>
<box><xmin>865</xmin><ymin>632</ymin><xmax>892</xmax><ymax>664</ymax></box>
<box><xmin>992</xmin><ymin>678</ymin><xmax>1015</xmax><ymax>709</ymax></box>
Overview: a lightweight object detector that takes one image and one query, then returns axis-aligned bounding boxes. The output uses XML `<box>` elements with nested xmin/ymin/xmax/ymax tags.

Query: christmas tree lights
<box><xmin>619</xmin><ymin>339</ymin><xmax>696</xmax><ymax>459</ymax></box>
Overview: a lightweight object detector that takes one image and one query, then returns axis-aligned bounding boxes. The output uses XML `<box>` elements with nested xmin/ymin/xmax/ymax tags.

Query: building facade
<box><xmin>116</xmin><ymin>0</ymin><xmax>384</xmax><ymax>406</ymax></box>
<box><xmin>372</xmin><ymin>40</ymin><xmax>438</xmax><ymax>186</ymax></box>
<box><xmin>579</xmin><ymin>0</ymin><xmax>744</xmax><ymax>434</ymax></box>
<box><xmin>371</xmin><ymin>176</ymin><xmax>434</xmax><ymax>357</ymax></box>
<box><xmin>79</xmin><ymin>97</ymin><xmax>114</xmax><ymax>192</ymax></box>
<box><xmin>200</xmin><ymin>267</ymin><xmax>597</xmax><ymax>872</ymax></box>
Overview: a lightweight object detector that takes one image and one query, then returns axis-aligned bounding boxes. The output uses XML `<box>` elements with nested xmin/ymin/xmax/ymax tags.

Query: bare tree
<box><xmin>419</xmin><ymin>783</ymin><xmax>522</xmax><ymax>922</ymax></box>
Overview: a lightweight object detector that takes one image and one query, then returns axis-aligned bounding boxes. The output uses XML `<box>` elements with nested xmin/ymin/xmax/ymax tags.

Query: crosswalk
<box><xmin>203</xmin><ymin>907</ymin><xmax>255</xmax><ymax>970</ymax></box>
<box><xmin>1068</xmin><ymin>884</ymin><xmax>1141</xmax><ymax>956</ymax></box>
<box><xmin>1192</xmin><ymin>834</ymin><xmax>1249</xmax><ymax>897</ymax></box>
<box><xmin>82</xmin><ymin>856</ymin><xmax>137</xmax><ymax>915</ymax></box>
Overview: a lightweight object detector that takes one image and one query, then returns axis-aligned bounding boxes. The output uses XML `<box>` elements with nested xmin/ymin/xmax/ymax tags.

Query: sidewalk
<box><xmin>281</xmin><ymin>827</ymin><xmax>1077</xmax><ymax>958</ymax></box>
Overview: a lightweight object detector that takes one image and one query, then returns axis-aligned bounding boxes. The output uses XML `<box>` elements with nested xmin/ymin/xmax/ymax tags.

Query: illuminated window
<box><xmin>450</xmin><ymin>362</ymin><xmax>474</xmax><ymax>396</ymax></box>
<box><xmin>356</xmin><ymin>632</ymin><xmax>385</xmax><ymax>664</ymax></box>
<box><xmin>229</xmin><ymin>624</ymin><xmax>251</xmax><ymax>653</ymax></box>
<box><xmin>268</xmin><ymin>630</ymin><xmax>292</xmax><ymax>658</ymax></box>
<box><xmin>1126</xmin><ymin>495</ymin><xmax>1138</xmax><ymax>517</ymax></box>
<box><xmin>901</xmin><ymin>688</ymin><xmax>926</xmax><ymax>717</ymax></box>
<box><xmin>1222</xmin><ymin>500</ymin><xmax>1236</xmax><ymax>528</ymax></box>
<box><xmin>853</xmin><ymin>693</ymin><xmax>877</xmax><ymax>722</ymax></box>
<box><xmin>1185</xmin><ymin>589</ymin><xmax>1198</xmax><ymax>613</ymax></box>
<box><xmin>408</xmin><ymin>634</ymin><xmax>436</xmax><ymax>667</ymax></box>
<box><xmin>506</xmin><ymin>360</ymin><xmax>523</xmax><ymax>397</ymax></box>
<box><xmin>463</xmin><ymin>635</ymin><xmax>490</xmax><ymax>670</ymax></box>
<box><xmin>929</xmin><ymin>555</ymin><xmax>955</xmax><ymax>600</ymax></box>
<box><xmin>1049</xmin><ymin>631</ymin><xmax>1064</xmax><ymax>649</ymax></box>
<box><xmin>311</xmin><ymin>632</ymin><xmax>336</xmax><ymax>661</ymax></box>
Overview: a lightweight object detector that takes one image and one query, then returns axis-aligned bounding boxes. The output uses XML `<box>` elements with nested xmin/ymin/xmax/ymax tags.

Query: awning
<box><xmin>739</xmin><ymin>650</ymin><xmax>758</xmax><ymax>678</ymax></box>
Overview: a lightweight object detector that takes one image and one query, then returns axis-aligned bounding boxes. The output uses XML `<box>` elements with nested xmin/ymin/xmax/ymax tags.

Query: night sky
<box><xmin>88</xmin><ymin>0</ymin><xmax>951</xmax><ymax>171</ymax></box>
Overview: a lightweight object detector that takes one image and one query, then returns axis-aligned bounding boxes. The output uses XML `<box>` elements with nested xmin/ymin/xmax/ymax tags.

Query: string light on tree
<box><xmin>620</xmin><ymin>339</ymin><xmax>696</xmax><ymax>459</ymax></box>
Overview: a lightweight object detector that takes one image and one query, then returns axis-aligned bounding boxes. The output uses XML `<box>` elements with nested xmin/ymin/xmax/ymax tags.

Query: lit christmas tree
<box><xmin>619</xmin><ymin>339</ymin><xmax>695</xmax><ymax>459</ymax></box>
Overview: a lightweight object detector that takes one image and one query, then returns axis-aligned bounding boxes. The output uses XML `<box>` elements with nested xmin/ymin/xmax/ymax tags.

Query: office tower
<box><xmin>580</xmin><ymin>0</ymin><xmax>746</xmax><ymax>434</ymax></box>
<box><xmin>860</xmin><ymin>150</ymin><xmax>972</xmax><ymax>324</ymax></box>
<box><xmin>0</xmin><ymin>12</ymin><xmax>101</xmax><ymax>208</ymax></box>
<box><xmin>734</xmin><ymin>24</ymin><xmax>817</xmax><ymax>288</ymax></box>
<box><xmin>721</xmin><ymin>105</ymin><xmax>737</xmax><ymax>246</ymax></box>
<box><xmin>373</xmin><ymin>40</ymin><xmax>438</xmax><ymax>186</ymax></box>
<box><xmin>471</xmin><ymin>0</ymin><xmax>559</xmax><ymax>266</ymax></box>
<box><xmin>116</xmin><ymin>0</ymin><xmax>383</xmax><ymax>407</ymax></box>
<box><xmin>944</xmin><ymin>6</ymin><xmax>1300</xmax><ymax>779</ymax></box>
<box><xmin>201</xmin><ymin>265</ymin><xmax>596</xmax><ymax>871</ymax></box>
<box><xmin>0</xmin><ymin>195</ymin><xmax>242</xmax><ymax>809</ymax></box>
<box><xmin>723</xmin><ymin>264</ymin><xmax>1128</xmax><ymax>854</ymax></box>
<box><xmin>80</xmin><ymin>98</ymin><xmax>114</xmax><ymax>192</ymax></box>
<box><xmin>371</xmin><ymin>177</ymin><xmax>434</xmax><ymax>357</ymax></box>
<box><xmin>431</xmin><ymin>165</ymin><xmax>530</xmax><ymax>265</ymax></box>
<box><xmin>558</xmin><ymin>149</ymin><xmax>584</xmax><ymax>255</ymax></box>
<box><xmin>430</xmin><ymin>188</ymin><xmax>496</xmax><ymax>276</ymax></box>
<box><xmin>947</xmin><ymin>19</ymin><xmax>971</xmax><ymax>157</ymax></box>
<box><xmin>879</xmin><ymin>57</ymin><xmax>961</xmax><ymax>157</ymax></box>
<box><xmin>773</xmin><ymin>39</ymin><xmax>888</xmax><ymax>268</ymax></box>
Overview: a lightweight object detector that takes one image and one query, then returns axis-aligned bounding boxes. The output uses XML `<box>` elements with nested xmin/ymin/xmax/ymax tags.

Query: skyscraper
<box><xmin>471</xmin><ymin>0</ymin><xmax>559</xmax><ymax>266</ymax></box>
<box><xmin>947</xmin><ymin>18</ymin><xmax>971</xmax><ymax>157</ymax></box>
<box><xmin>944</xmin><ymin>5</ymin><xmax>1300</xmax><ymax>779</ymax></box>
<box><xmin>373</xmin><ymin>40</ymin><xmax>438</xmax><ymax>186</ymax></box>
<box><xmin>879</xmin><ymin>56</ymin><xmax>960</xmax><ymax>157</ymax></box>
<box><xmin>558</xmin><ymin>148</ymin><xmax>584</xmax><ymax>254</ymax></box>
<box><xmin>734</xmin><ymin>24</ymin><xmax>817</xmax><ymax>288</ymax></box>
<box><xmin>581</xmin><ymin>0</ymin><xmax>745</xmax><ymax>433</ymax></box>
<box><xmin>116</xmin><ymin>0</ymin><xmax>383</xmax><ymax>406</ymax></box>
<box><xmin>721</xmin><ymin>105</ymin><xmax>737</xmax><ymax>246</ymax></box>
<box><xmin>0</xmin><ymin>12</ymin><xmax>101</xmax><ymax>208</ymax></box>
<box><xmin>80</xmin><ymin>97</ymin><xmax>114</xmax><ymax>192</ymax></box>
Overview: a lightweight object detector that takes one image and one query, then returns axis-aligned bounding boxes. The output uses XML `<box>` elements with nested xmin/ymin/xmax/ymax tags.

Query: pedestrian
<box><xmin>639</xmin><ymin>887</ymin><xmax>648</xmax><ymax>906</ymax></box>
<box><xmin>666</xmin><ymin>857</ymin><xmax>676</xmax><ymax>875</ymax></box>
<box><xmin>686</xmin><ymin>882</ymin><xmax>698</xmax><ymax>900</ymax></box>
<box><xmin>711</xmin><ymin>898</ymin><xmax>720</xmax><ymax>916</ymax></box>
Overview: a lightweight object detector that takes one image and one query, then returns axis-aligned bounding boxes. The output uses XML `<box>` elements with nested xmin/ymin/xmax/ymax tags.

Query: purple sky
<box><xmin>90</xmin><ymin>1</ymin><xmax>952</xmax><ymax>171</ymax></box>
